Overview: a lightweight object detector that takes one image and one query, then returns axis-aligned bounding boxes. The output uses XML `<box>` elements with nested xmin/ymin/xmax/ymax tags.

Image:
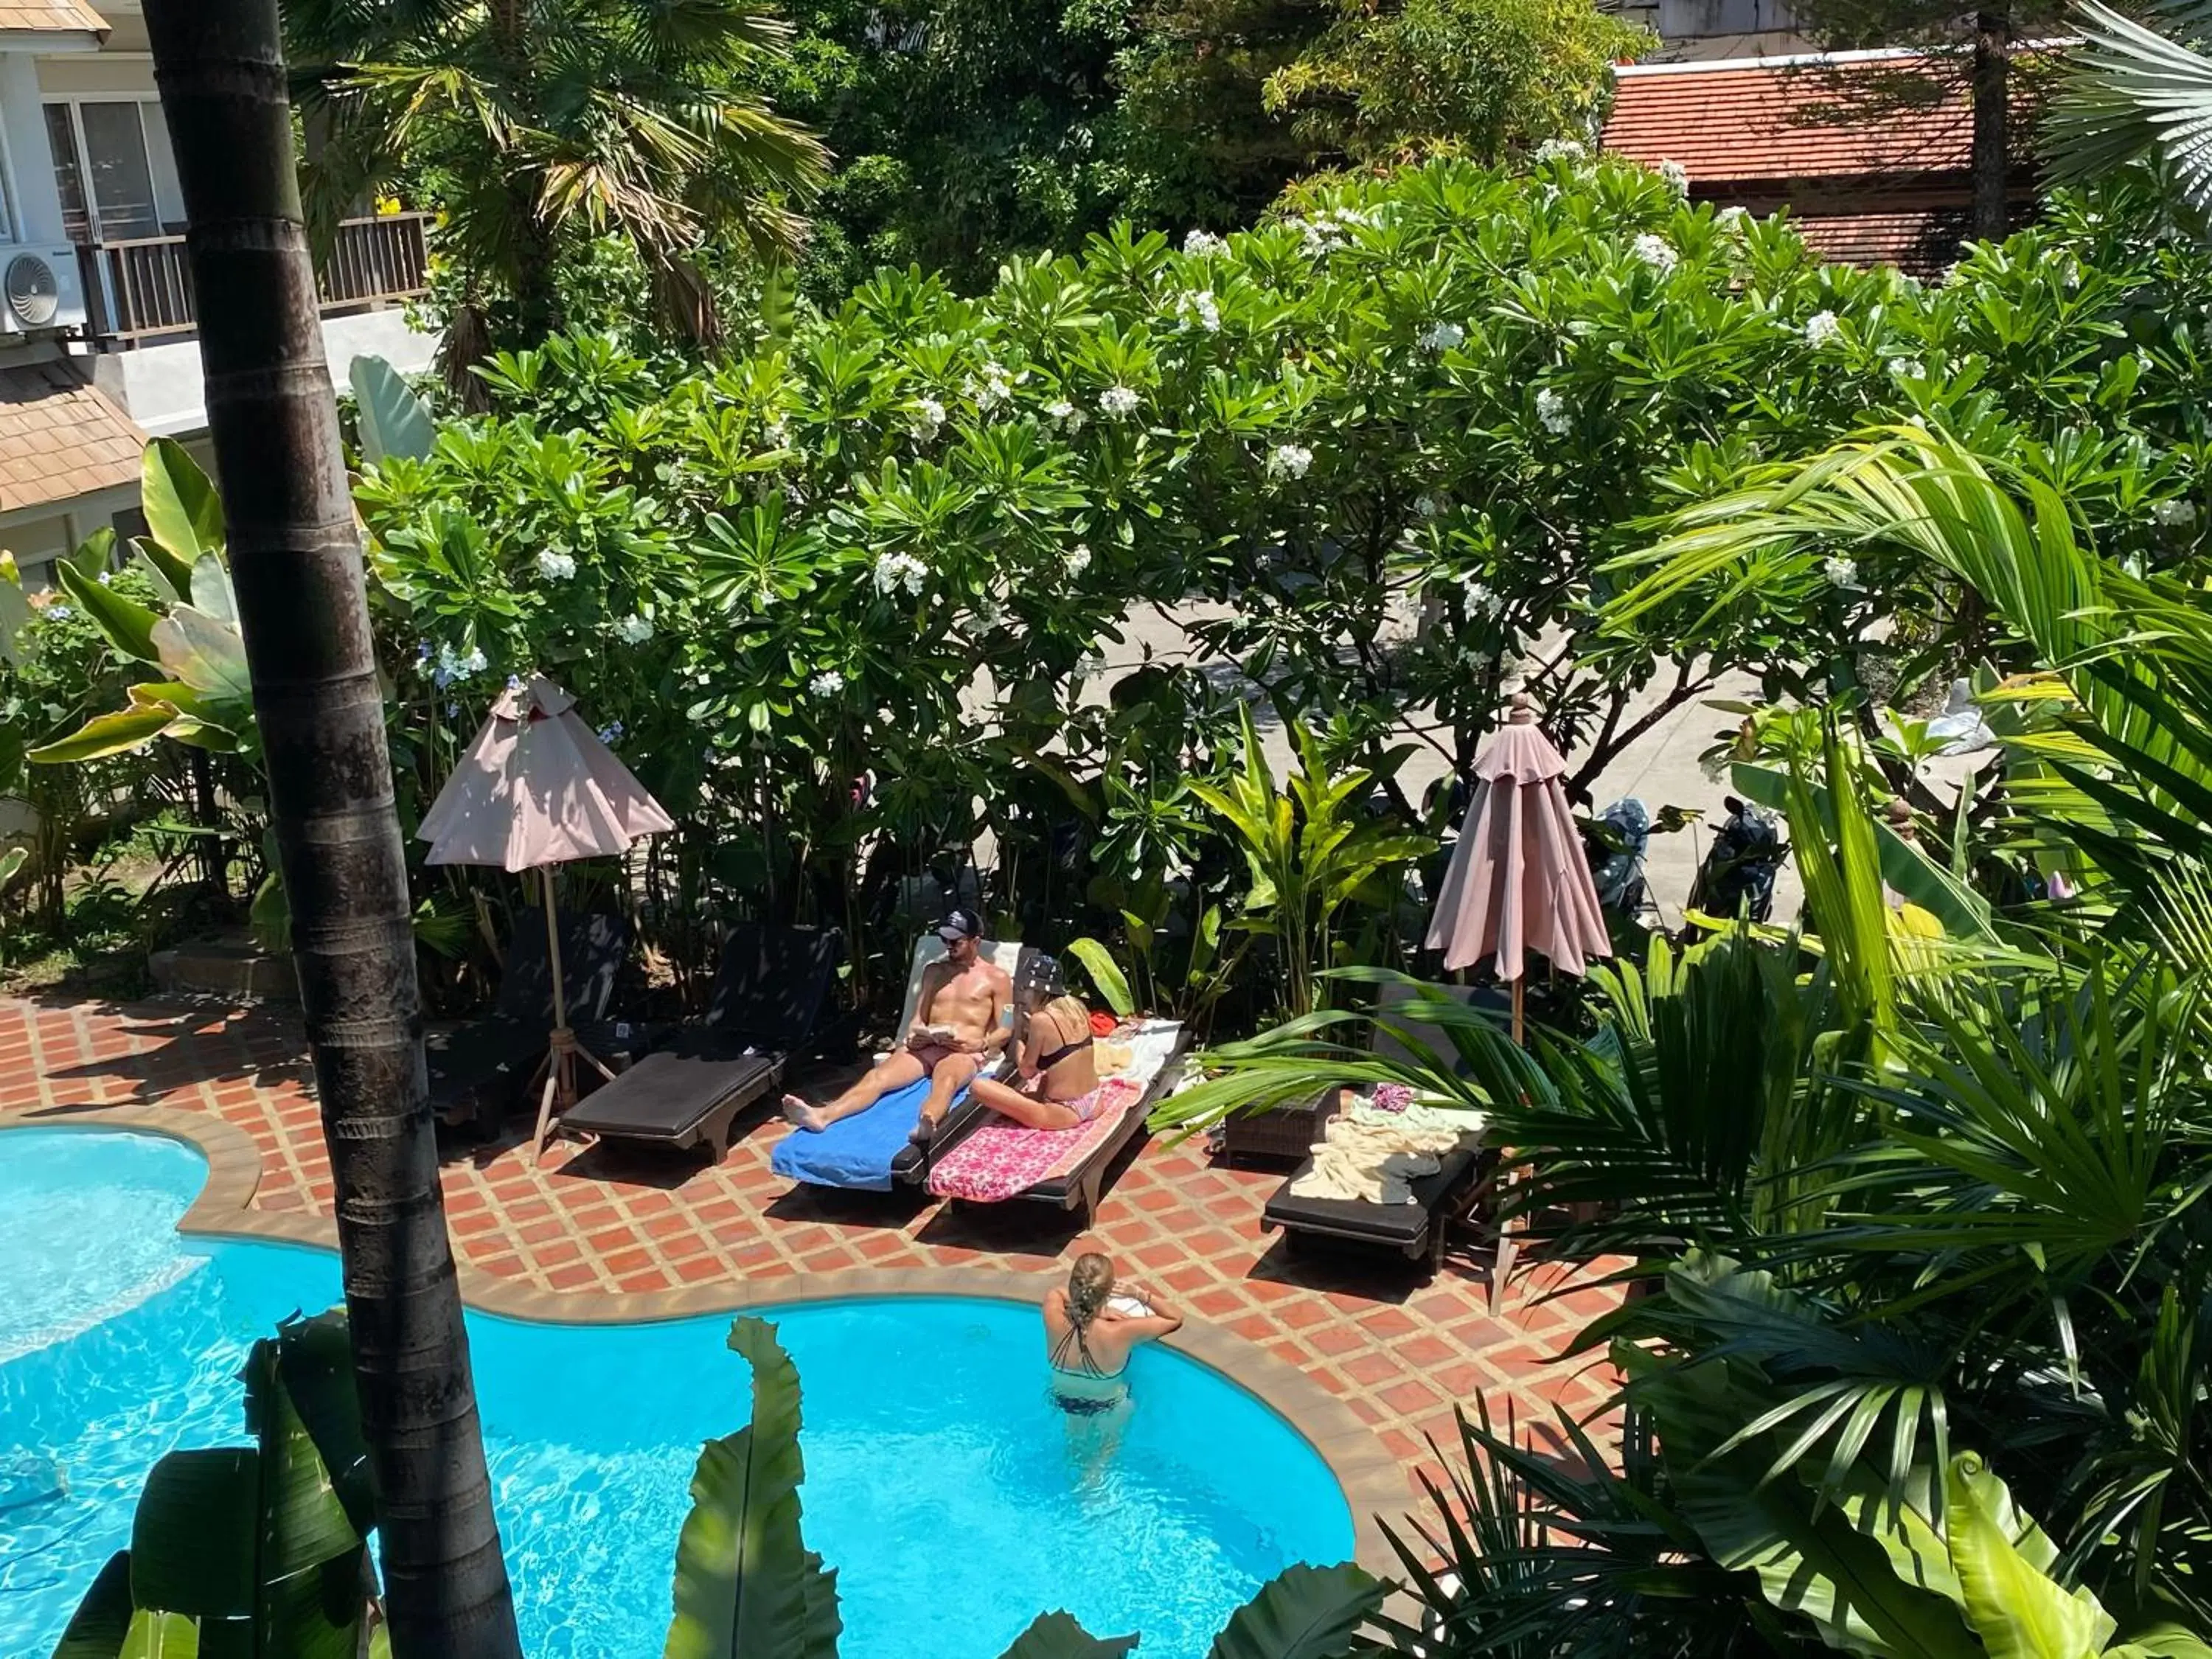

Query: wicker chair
<box><xmin>1215</xmin><ymin>1086</ymin><xmax>1339</xmax><ymax>1167</ymax></box>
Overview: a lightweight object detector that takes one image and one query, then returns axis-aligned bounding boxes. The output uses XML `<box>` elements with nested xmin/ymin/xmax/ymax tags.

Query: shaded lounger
<box><xmin>557</xmin><ymin>924</ymin><xmax>844</xmax><ymax>1164</ymax></box>
<box><xmin>426</xmin><ymin>908</ymin><xmax>631</xmax><ymax>1138</ymax></box>
<box><xmin>774</xmin><ymin>935</ymin><xmax>1028</xmax><ymax>1194</ymax></box>
<box><xmin>923</xmin><ymin>1022</ymin><xmax>1190</xmax><ymax>1225</ymax></box>
<box><xmin>1259</xmin><ymin>981</ymin><xmax>1502</xmax><ymax>1270</ymax></box>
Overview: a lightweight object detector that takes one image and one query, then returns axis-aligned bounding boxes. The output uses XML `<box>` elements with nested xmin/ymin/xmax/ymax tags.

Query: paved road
<box><xmin>1090</xmin><ymin>598</ymin><xmax>1806</xmax><ymax>931</ymax></box>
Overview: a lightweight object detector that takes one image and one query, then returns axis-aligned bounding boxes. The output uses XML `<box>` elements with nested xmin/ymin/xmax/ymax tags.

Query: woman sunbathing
<box><xmin>969</xmin><ymin>963</ymin><xmax>1106</xmax><ymax>1129</ymax></box>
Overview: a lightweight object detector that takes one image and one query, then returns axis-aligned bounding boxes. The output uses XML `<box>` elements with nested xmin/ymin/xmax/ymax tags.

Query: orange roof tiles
<box><xmin>0</xmin><ymin>361</ymin><xmax>147</xmax><ymax>515</ymax></box>
<box><xmin>0</xmin><ymin>0</ymin><xmax>108</xmax><ymax>32</ymax></box>
<box><xmin>1604</xmin><ymin>56</ymin><xmax>1972</xmax><ymax>185</ymax></box>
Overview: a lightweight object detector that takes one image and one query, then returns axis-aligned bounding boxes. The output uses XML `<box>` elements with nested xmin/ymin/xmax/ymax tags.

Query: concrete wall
<box><xmin>92</xmin><ymin>307</ymin><xmax>440</xmax><ymax>437</ymax></box>
<box><xmin>0</xmin><ymin>50</ymin><xmax>66</xmax><ymax>245</ymax></box>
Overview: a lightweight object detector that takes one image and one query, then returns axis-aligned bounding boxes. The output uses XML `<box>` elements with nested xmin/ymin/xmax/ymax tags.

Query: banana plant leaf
<box><xmin>28</xmin><ymin>706</ymin><xmax>181</xmax><ymax>764</ymax></box>
<box><xmin>1206</xmin><ymin>1561</ymin><xmax>1386</xmax><ymax>1659</ymax></box>
<box><xmin>54</xmin><ymin>561</ymin><xmax>161</xmax><ymax>664</ymax></box>
<box><xmin>142</xmin><ymin>437</ymin><xmax>223</xmax><ymax>572</ymax></box>
<box><xmin>150</xmin><ymin>606</ymin><xmax>251</xmax><ymax>703</ymax></box>
<box><xmin>995</xmin><ymin>1611</ymin><xmax>1139</xmax><ymax>1658</ymax></box>
<box><xmin>664</xmin><ymin>1316</ymin><xmax>842</xmax><ymax>1659</ymax></box>
<box><xmin>350</xmin><ymin>355</ymin><xmax>436</xmax><ymax>465</ymax></box>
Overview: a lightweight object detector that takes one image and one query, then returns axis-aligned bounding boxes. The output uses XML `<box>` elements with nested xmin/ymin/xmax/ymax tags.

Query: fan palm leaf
<box><xmin>2045</xmin><ymin>0</ymin><xmax>2212</xmax><ymax>217</ymax></box>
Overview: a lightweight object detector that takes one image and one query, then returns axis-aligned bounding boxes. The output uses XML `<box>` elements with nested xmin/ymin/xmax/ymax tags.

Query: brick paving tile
<box><xmin>4</xmin><ymin>993</ymin><xmax>1629</xmax><ymax>1523</ymax></box>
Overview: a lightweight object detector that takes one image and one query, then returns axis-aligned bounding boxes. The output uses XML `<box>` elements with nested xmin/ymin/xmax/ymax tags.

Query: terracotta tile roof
<box><xmin>1604</xmin><ymin>55</ymin><xmax>1972</xmax><ymax>184</ymax></box>
<box><xmin>0</xmin><ymin>361</ymin><xmax>147</xmax><ymax>516</ymax></box>
<box><xmin>1798</xmin><ymin>207</ymin><xmax>1969</xmax><ymax>276</ymax></box>
<box><xmin>0</xmin><ymin>0</ymin><xmax>108</xmax><ymax>32</ymax></box>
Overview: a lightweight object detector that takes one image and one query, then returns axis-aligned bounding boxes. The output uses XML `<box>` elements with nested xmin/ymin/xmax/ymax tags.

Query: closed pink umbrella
<box><xmin>420</xmin><ymin>674</ymin><xmax>673</xmax><ymax>1159</ymax></box>
<box><xmin>1425</xmin><ymin>695</ymin><xmax>1610</xmax><ymax>1043</ymax></box>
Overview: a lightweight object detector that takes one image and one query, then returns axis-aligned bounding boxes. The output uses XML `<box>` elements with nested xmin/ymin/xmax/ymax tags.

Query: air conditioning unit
<box><xmin>0</xmin><ymin>246</ymin><xmax>88</xmax><ymax>336</ymax></box>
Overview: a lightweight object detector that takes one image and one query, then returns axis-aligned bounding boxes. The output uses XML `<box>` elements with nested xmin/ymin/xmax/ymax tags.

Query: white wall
<box><xmin>0</xmin><ymin>51</ymin><xmax>66</xmax><ymax>245</ymax></box>
<box><xmin>92</xmin><ymin>306</ymin><xmax>440</xmax><ymax>437</ymax></box>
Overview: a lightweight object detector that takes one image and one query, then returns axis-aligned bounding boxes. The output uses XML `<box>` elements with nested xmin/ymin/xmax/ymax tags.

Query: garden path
<box><xmin>1</xmin><ymin>992</ymin><xmax>1624</xmax><ymax>1506</ymax></box>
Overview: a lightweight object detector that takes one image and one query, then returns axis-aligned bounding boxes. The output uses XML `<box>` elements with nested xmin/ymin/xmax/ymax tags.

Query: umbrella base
<box><xmin>528</xmin><ymin>1025</ymin><xmax>619</xmax><ymax>1166</ymax></box>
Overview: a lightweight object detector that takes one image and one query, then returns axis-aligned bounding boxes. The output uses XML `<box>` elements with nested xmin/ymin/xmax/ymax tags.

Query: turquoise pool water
<box><xmin>0</xmin><ymin>1129</ymin><xmax>1353</xmax><ymax>1658</ymax></box>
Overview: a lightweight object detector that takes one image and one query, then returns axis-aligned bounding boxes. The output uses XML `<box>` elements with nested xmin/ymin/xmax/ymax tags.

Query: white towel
<box><xmin>1289</xmin><ymin>1110</ymin><xmax>1482</xmax><ymax>1206</ymax></box>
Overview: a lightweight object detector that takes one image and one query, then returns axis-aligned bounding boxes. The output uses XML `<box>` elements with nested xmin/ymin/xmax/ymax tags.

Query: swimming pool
<box><xmin>0</xmin><ymin>1128</ymin><xmax>1354</xmax><ymax>1658</ymax></box>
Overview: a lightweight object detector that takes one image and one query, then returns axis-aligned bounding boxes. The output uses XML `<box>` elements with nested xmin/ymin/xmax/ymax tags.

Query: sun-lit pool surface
<box><xmin>0</xmin><ymin>1128</ymin><xmax>1354</xmax><ymax>1658</ymax></box>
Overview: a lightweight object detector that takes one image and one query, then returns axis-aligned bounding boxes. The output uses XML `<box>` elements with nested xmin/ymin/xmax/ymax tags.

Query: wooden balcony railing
<box><xmin>76</xmin><ymin>212</ymin><xmax>432</xmax><ymax>346</ymax></box>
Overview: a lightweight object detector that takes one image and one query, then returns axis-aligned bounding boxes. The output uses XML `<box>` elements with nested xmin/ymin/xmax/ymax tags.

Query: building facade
<box><xmin>1</xmin><ymin>0</ymin><xmax>434</xmax><ymax>583</ymax></box>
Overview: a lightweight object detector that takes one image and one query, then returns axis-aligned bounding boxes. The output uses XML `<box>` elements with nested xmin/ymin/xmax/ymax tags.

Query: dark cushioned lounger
<box><xmin>427</xmin><ymin>910</ymin><xmax>631</xmax><ymax>1135</ymax></box>
<box><xmin>557</xmin><ymin>924</ymin><xmax>844</xmax><ymax>1164</ymax></box>
<box><xmin>1262</xmin><ymin>1140</ymin><xmax>1486</xmax><ymax>1267</ymax></box>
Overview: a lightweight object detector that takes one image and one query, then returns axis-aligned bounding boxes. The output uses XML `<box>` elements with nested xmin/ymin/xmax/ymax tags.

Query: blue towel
<box><xmin>771</xmin><ymin>1072</ymin><xmax>970</xmax><ymax>1192</ymax></box>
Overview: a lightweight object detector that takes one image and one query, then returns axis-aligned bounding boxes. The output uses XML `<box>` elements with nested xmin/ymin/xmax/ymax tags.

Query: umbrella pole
<box><xmin>1511</xmin><ymin>975</ymin><xmax>1525</xmax><ymax>1047</ymax></box>
<box><xmin>528</xmin><ymin>864</ymin><xmax>616</xmax><ymax>1164</ymax></box>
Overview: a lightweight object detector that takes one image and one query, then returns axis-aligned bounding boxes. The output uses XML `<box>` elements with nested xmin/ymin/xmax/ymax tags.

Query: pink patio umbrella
<box><xmin>418</xmin><ymin>673</ymin><xmax>673</xmax><ymax>1160</ymax></box>
<box><xmin>1425</xmin><ymin>695</ymin><xmax>1611</xmax><ymax>1044</ymax></box>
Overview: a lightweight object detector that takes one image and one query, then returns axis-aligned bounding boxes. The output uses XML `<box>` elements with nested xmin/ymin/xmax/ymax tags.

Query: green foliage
<box><xmin>1262</xmin><ymin>0</ymin><xmax>1647</xmax><ymax>167</ymax></box>
<box><xmin>56</xmin><ymin>1312</ymin><xmax>375</xmax><ymax>1658</ymax></box>
<box><xmin>285</xmin><ymin>0</ymin><xmax>830</xmax><ymax>347</ymax></box>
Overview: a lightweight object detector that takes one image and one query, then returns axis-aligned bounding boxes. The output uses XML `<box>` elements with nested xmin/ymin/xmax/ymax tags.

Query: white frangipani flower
<box><xmin>1065</xmin><ymin>543</ymin><xmax>1093</xmax><ymax>577</ymax></box>
<box><xmin>765</xmin><ymin>416</ymin><xmax>792</xmax><ymax>448</ymax></box>
<box><xmin>1461</xmin><ymin>577</ymin><xmax>1504</xmax><ymax>618</ymax></box>
<box><xmin>2154</xmin><ymin>498</ymin><xmax>2199</xmax><ymax>527</ymax></box>
<box><xmin>1823</xmin><ymin>556</ymin><xmax>1862</xmax><ymax>590</ymax></box>
<box><xmin>1657</xmin><ymin>159</ymin><xmax>1690</xmax><ymax>194</ymax></box>
<box><xmin>1890</xmin><ymin>358</ymin><xmax>1925</xmax><ymax>381</ymax></box>
<box><xmin>536</xmin><ymin>549</ymin><xmax>578</xmax><ymax>581</ymax></box>
<box><xmin>1803</xmin><ymin>310</ymin><xmax>1843</xmax><ymax>349</ymax></box>
<box><xmin>808</xmin><ymin>669</ymin><xmax>846</xmax><ymax>697</ymax></box>
<box><xmin>613</xmin><ymin>614</ymin><xmax>653</xmax><ymax>645</ymax></box>
<box><xmin>1266</xmin><ymin>443</ymin><xmax>1314</xmax><ymax>480</ymax></box>
<box><xmin>1416</xmin><ymin>320</ymin><xmax>1467</xmax><ymax>352</ymax></box>
<box><xmin>1531</xmin><ymin>137</ymin><xmax>1587</xmax><ymax>164</ymax></box>
<box><xmin>1182</xmin><ymin>289</ymin><xmax>1222</xmax><ymax>332</ymax></box>
<box><xmin>1717</xmin><ymin>205</ymin><xmax>1750</xmax><ymax>229</ymax></box>
<box><xmin>872</xmin><ymin>551</ymin><xmax>928</xmax><ymax>597</ymax></box>
<box><xmin>1183</xmin><ymin>229</ymin><xmax>1228</xmax><ymax>257</ymax></box>
<box><xmin>1044</xmin><ymin>397</ymin><xmax>1087</xmax><ymax>434</ymax></box>
<box><xmin>967</xmin><ymin>362</ymin><xmax>1016</xmax><ymax>409</ymax></box>
<box><xmin>1534</xmin><ymin>387</ymin><xmax>1571</xmax><ymax>437</ymax></box>
<box><xmin>1630</xmin><ymin>233</ymin><xmax>1679</xmax><ymax>274</ymax></box>
<box><xmin>909</xmin><ymin>397</ymin><xmax>947</xmax><ymax>439</ymax></box>
<box><xmin>1099</xmin><ymin>385</ymin><xmax>1141</xmax><ymax>420</ymax></box>
<box><xmin>1414</xmin><ymin>493</ymin><xmax>1444</xmax><ymax>520</ymax></box>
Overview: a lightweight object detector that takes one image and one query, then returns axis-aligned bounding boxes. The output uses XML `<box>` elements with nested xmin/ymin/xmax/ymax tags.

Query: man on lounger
<box><xmin>781</xmin><ymin>907</ymin><xmax>1012</xmax><ymax>1144</ymax></box>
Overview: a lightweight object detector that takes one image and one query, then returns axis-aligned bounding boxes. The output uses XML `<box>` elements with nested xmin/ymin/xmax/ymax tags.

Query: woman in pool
<box><xmin>1042</xmin><ymin>1251</ymin><xmax>1182</xmax><ymax>1412</ymax></box>
<box><xmin>971</xmin><ymin>962</ymin><xmax>1109</xmax><ymax>1129</ymax></box>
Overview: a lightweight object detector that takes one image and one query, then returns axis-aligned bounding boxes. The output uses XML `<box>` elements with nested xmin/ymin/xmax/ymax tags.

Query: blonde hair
<box><xmin>1039</xmin><ymin>993</ymin><xmax>1090</xmax><ymax>1036</ymax></box>
<box><xmin>1067</xmin><ymin>1252</ymin><xmax>1115</xmax><ymax>1330</ymax></box>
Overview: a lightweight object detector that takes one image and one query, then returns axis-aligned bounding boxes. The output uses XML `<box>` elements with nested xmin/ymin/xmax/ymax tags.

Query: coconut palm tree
<box><xmin>139</xmin><ymin>1</ymin><xmax>523</xmax><ymax>1655</ymax></box>
<box><xmin>284</xmin><ymin>0</ymin><xmax>830</xmax><ymax>352</ymax></box>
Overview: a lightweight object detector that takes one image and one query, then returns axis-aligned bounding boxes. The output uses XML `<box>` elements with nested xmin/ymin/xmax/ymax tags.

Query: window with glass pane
<box><xmin>45</xmin><ymin>105</ymin><xmax>92</xmax><ymax>243</ymax></box>
<box><xmin>79</xmin><ymin>103</ymin><xmax>161</xmax><ymax>241</ymax></box>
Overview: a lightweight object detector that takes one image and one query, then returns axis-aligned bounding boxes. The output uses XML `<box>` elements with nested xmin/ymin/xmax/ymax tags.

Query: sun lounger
<box><xmin>1259</xmin><ymin>982</ymin><xmax>1501</xmax><ymax>1271</ymax></box>
<box><xmin>924</xmin><ymin>1020</ymin><xmax>1189</xmax><ymax>1225</ymax></box>
<box><xmin>556</xmin><ymin>924</ymin><xmax>844</xmax><ymax>1164</ymax></box>
<box><xmin>772</xmin><ymin>935</ymin><xmax>1026</xmax><ymax>1193</ymax></box>
<box><xmin>426</xmin><ymin>909</ymin><xmax>631</xmax><ymax>1136</ymax></box>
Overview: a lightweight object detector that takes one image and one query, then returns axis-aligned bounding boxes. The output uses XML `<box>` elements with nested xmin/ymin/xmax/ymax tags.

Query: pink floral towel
<box><xmin>925</xmin><ymin>1078</ymin><xmax>1144</xmax><ymax>1203</ymax></box>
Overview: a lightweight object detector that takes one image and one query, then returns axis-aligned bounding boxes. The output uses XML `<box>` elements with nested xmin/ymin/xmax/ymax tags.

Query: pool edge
<box><xmin>0</xmin><ymin>1103</ymin><xmax>1413</xmax><ymax>1576</ymax></box>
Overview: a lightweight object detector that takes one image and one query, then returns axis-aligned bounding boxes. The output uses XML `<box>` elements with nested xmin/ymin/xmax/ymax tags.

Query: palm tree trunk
<box><xmin>139</xmin><ymin>4</ymin><xmax>524</xmax><ymax>1657</ymax></box>
<box><xmin>1969</xmin><ymin>9</ymin><xmax>2011</xmax><ymax>243</ymax></box>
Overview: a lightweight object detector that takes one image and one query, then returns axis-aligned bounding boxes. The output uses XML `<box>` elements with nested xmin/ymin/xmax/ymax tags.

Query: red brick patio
<box><xmin>0</xmin><ymin>994</ymin><xmax>1621</xmax><ymax>1498</ymax></box>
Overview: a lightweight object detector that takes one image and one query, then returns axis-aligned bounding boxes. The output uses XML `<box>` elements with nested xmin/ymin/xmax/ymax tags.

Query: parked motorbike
<box><xmin>1687</xmin><ymin>795</ymin><xmax>1788</xmax><ymax>924</ymax></box>
<box><xmin>1583</xmin><ymin>797</ymin><xmax>1653</xmax><ymax>919</ymax></box>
